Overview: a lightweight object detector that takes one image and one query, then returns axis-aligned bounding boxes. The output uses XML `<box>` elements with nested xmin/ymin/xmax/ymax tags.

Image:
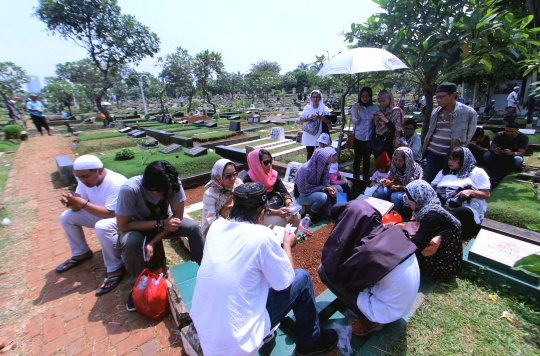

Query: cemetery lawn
<box><xmin>76</xmin><ymin>136</ymin><xmax>135</xmax><ymax>155</ymax></box>
<box><xmin>0</xmin><ymin>140</ymin><xmax>19</xmax><ymax>152</ymax></box>
<box><xmin>0</xmin><ymin>153</ymin><xmax>14</xmax><ymax>196</ymax></box>
<box><xmin>192</xmin><ymin>131</ymin><xmax>240</xmax><ymax>142</ymax></box>
<box><xmin>77</xmin><ymin>132</ymin><xmax>126</xmax><ymax>141</ymax></box>
<box><xmin>101</xmin><ymin>149</ymin><xmax>220</xmax><ymax>178</ymax></box>
<box><xmin>390</xmin><ymin>269</ymin><xmax>540</xmax><ymax>354</ymax></box>
<box><xmin>485</xmin><ymin>175</ymin><xmax>540</xmax><ymax>229</ymax></box>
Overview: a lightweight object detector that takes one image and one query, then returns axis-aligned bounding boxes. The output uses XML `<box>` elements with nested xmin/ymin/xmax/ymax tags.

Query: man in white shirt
<box><xmin>190</xmin><ymin>183</ymin><xmax>338</xmax><ymax>356</ymax></box>
<box><xmin>56</xmin><ymin>155</ymin><xmax>128</xmax><ymax>295</ymax></box>
<box><xmin>506</xmin><ymin>86</ymin><xmax>520</xmax><ymax>116</ymax></box>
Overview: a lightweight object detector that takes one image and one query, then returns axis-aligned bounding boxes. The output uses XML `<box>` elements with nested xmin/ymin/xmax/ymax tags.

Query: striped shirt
<box><xmin>427</xmin><ymin>111</ymin><xmax>452</xmax><ymax>155</ymax></box>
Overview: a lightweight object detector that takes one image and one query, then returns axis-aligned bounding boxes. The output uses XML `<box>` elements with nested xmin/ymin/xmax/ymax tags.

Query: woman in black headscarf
<box><xmin>351</xmin><ymin>87</ymin><xmax>379</xmax><ymax>178</ymax></box>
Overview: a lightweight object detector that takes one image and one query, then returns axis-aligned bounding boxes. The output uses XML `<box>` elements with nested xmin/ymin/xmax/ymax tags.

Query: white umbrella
<box><xmin>316</xmin><ymin>47</ymin><xmax>409</xmax><ymax>159</ymax></box>
<box><xmin>101</xmin><ymin>101</ymin><xmax>112</xmax><ymax>106</ymax></box>
<box><xmin>316</xmin><ymin>47</ymin><xmax>408</xmax><ymax>76</ymax></box>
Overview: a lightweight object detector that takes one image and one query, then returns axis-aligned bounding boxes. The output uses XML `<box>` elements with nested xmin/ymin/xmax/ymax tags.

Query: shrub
<box><xmin>115</xmin><ymin>148</ymin><xmax>135</xmax><ymax>161</ymax></box>
<box><xmin>213</xmin><ymin>113</ymin><xmax>220</xmax><ymax>119</ymax></box>
<box><xmin>3</xmin><ymin>125</ymin><xmax>22</xmax><ymax>139</ymax></box>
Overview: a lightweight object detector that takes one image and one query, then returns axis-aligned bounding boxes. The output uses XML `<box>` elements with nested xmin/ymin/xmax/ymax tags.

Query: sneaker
<box><xmin>295</xmin><ymin>329</ymin><xmax>338</xmax><ymax>356</ymax></box>
<box><xmin>126</xmin><ymin>290</ymin><xmax>136</xmax><ymax>312</ymax></box>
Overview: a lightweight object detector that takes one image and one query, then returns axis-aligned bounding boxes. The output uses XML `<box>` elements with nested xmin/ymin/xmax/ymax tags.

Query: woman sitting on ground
<box><xmin>373</xmin><ymin>89</ymin><xmax>404</xmax><ymax>159</ymax></box>
<box><xmin>431</xmin><ymin>147</ymin><xmax>490</xmax><ymax>241</ymax></box>
<box><xmin>243</xmin><ymin>149</ymin><xmax>300</xmax><ymax>228</ymax></box>
<box><xmin>201</xmin><ymin>159</ymin><xmax>243</xmax><ymax>238</ymax></box>
<box><xmin>319</xmin><ymin>200</ymin><xmax>419</xmax><ymax>337</ymax></box>
<box><xmin>401</xmin><ymin>180</ymin><xmax>463</xmax><ymax>277</ymax></box>
<box><xmin>294</xmin><ymin>148</ymin><xmax>337</xmax><ymax>223</ymax></box>
<box><xmin>377</xmin><ymin>147</ymin><xmax>423</xmax><ymax>220</ymax></box>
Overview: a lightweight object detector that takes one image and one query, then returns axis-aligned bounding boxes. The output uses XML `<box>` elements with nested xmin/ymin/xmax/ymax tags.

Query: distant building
<box><xmin>26</xmin><ymin>75</ymin><xmax>42</xmax><ymax>93</ymax></box>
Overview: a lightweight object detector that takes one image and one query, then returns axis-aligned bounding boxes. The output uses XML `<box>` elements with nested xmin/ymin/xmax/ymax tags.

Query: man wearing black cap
<box><xmin>483</xmin><ymin>121</ymin><xmax>528</xmax><ymax>181</ymax></box>
<box><xmin>422</xmin><ymin>82</ymin><xmax>478</xmax><ymax>182</ymax></box>
<box><xmin>190</xmin><ymin>182</ymin><xmax>338</xmax><ymax>356</ymax></box>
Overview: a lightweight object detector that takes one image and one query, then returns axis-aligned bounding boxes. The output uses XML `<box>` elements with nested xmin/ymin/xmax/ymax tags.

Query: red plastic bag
<box><xmin>382</xmin><ymin>210</ymin><xmax>403</xmax><ymax>225</ymax></box>
<box><xmin>132</xmin><ymin>268</ymin><xmax>170</xmax><ymax>320</ymax></box>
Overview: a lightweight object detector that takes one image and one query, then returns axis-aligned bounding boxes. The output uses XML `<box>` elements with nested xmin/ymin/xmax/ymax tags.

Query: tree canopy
<box><xmin>0</xmin><ymin>62</ymin><xmax>29</xmax><ymax>103</ymax></box>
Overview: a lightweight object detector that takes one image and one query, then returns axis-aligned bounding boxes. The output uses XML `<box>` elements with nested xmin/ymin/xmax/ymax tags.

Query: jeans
<box><xmin>353</xmin><ymin>139</ymin><xmax>371</xmax><ymax>178</ymax></box>
<box><xmin>266</xmin><ymin>269</ymin><xmax>320</xmax><ymax>346</ymax></box>
<box><xmin>425</xmin><ymin>150</ymin><xmax>448</xmax><ymax>183</ymax></box>
<box><xmin>317</xmin><ymin>265</ymin><xmax>368</xmax><ymax>322</ymax></box>
<box><xmin>60</xmin><ymin>209</ymin><xmax>123</xmax><ymax>273</ymax></box>
<box><xmin>376</xmin><ymin>190</ymin><xmax>410</xmax><ymax>220</ymax></box>
<box><xmin>120</xmin><ymin>217</ymin><xmax>204</xmax><ymax>283</ymax></box>
<box><xmin>296</xmin><ymin>192</ymin><xmax>327</xmax><ymax>213</ymax></box>
<box><xmin>483</xmin><ymin>151</ymin><xmax>524</xmax><ymax>178</ymax></box>
<box><xmin>332</xmin><ymin>184</ymin><xmax>343</xmax><ymax>193</ymax></box>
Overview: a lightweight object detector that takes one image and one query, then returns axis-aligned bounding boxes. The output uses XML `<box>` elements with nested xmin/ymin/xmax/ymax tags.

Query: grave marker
<box><xmin>284</xmin><ymin>162</ymin><xmax>302</xmax><ymax>183</ymax></box>
<box><xmin>184</xmin><ymin>147</ymin><xmax>208</xmax><ymax>157</ymax></box>
<box><xmin>292</xmin><ymin>88</ymin><xmax>296</xmax><ymax>94</ymax></box>
<box><xmin>270</xmin><ymin>127</ymin><xmax>285</xmax><ymax>141</ymax></box>
<box><xmin>296</xmin><ymin>131</ymin><xmax>303</xmax><ymax>144</ymax></box>
<box><xmin>159</xmin><ymin>144</ymin><xmax>183</xmax><ymax>154</ymax></box>
<box><xmin>470</xmin><ymin>230</ymin><xmax>540</xmax><ymax>268</ymax></box>
<box><xmin>229</xmin><ymin>122</ymin><xmax>241</xmax><ymax>132</ymax></box>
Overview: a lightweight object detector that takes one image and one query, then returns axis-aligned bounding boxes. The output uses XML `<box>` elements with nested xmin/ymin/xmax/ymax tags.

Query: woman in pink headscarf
<box><xmin>373</xmin><ymin>89</ymin><xmax>404</xmax><ymax>159</ymax></box>
<box><xmin>244</xmin><ymin>149</ymin><xmax>300</xmax><ymax>228</ymax></box>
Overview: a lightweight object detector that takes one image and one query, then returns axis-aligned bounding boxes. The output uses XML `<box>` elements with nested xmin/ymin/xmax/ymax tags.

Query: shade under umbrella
<box><xmin>317</xmin><ymin>47</ymin><xmax>408</xmax><ymax>76</ymax></box>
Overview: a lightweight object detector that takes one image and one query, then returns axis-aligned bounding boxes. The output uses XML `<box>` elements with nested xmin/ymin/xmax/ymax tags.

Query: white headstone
<box><xmin>270</xmin><ymin>127</ymin><xmax>285</xmax><ymax>141</ymax></box>
<box><xmin>293</xmin><ymin>106</ymin><xmax>299</xmax><ymax>112</ymax></box>
<box><xmin>304</xmin><ymin>87</ymin><xmax>307</xmax><ymax>94</ymax></box>
<box><xmin>292</xmin><ymin>88</ymin><xmax>296</xmax><ymax>94</ymax></box>
<box><xmin>284</xmin><ymin>162</ymin><xmax>302</xmax><ymax>183</ymax></box>
<box><xmin>330</xmin><ymin>88</ymin><xmax>333</xmax><ymax>95</ymax></box>
<box><xmin>470</xmin><ymin>229</ymin><xmax>540</xmax><ymax>267</ymax></box>
<box><xmin>279</xmin><ymin>106</ymin><xmax>285</xmax><ymax>112</ymax></box>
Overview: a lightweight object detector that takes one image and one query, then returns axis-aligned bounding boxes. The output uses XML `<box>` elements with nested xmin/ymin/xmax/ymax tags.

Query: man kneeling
<box><xmin>319</xmin><ymin>200</ymin><xmax>420</xmax><ymax>336</ymax></box>
<box><xmin>190</xmin><ymin>183</ymin><xmax>338</xmax><ymax>356</ymax></box>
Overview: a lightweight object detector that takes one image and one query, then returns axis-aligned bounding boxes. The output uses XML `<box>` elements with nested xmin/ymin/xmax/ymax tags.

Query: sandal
<box><xmin>95</xmin><ymin>272</ymin><xmax>125</xmax><ymax>296</ymax></box>
<box><xmin>348</xmin><ymin>317</ymin><xmax>384</xmax><ymax>336</ymax></box>
<box><xmin>55</xmin><ymin>253</ymin><xmax>93</xmax><ymax>273</ymax></box>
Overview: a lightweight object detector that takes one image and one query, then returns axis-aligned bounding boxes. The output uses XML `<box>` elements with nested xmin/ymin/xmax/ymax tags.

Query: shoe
<box><xmin>295</xmin><ymin>329</ymin><xmax>338</xmax><ymax>356</ymax></box>
<box><xmin>126</xmin><ymin>290</ymin><xmax>136</xmax><ymax>312</ymax></box>
<box><xmin>349</xmin><ymin>317</ymin><xmax>384</xmax><ymax>336</ymax></box>
<box><xmin>55</xmin><ymin>253</ymin><xmax>94</xmax><ymax>273</ymax></box>
<box><xmin>95</xmin><ymin>272</ymin><xmax>125</xmax><ymax>296</ymax></box>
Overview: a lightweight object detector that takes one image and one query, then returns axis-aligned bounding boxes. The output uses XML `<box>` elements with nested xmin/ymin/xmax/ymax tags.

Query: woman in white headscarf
<box><xmin>296</xmin><ymin>90</ymin><xmax>336</xmax><ymax>160</ymax></box>
<box><xmin>201</xmin><ymin>159</ymin><xmax>243</xmax><ymax>238</ymax></box>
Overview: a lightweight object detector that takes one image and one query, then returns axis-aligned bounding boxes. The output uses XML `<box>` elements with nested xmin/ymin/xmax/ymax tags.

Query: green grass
<box><xmin>268</xmin><ymin>143</ymin><xmax>302</xmax><ymax>155</ymax></box>
<box><xmin>76</xmin><ymin>136</ymin><xmax>136</xmax><ymax>155</ymax></box>
<box><xmin>390</xmin><ymin>269</ymin><xmax>540</xmax><ymax>355</ymax></box>
<box><xmin>101</xmin><ymin>148</ymin><xmax>221</xmax><ymax>178</ymax></box>
<box><xmin>77</xmin><ymin>132</ymin><xmax>126</xmax><ymax>141</ymax></box>
<box><xmin>485</xmin><ymin>175</ymin><xmax>540</xmax><ymax>228</ymax></box>
<box><xmin>0</xmin><ymin>154</ymin><xmax>14</xmax><ymax>196</ymax></box>
<box><xmin>186</xmin><ymin>208</ymin><xmax>203</xmax><ymax>222</ymax></box>
<box><xmin>0</xmin><ymin>140</ymin><xmax>19</xmax><ymax>152</ymax></box>
<box><xmin>192</xmin><ymin>131</ymin><xmax>240</xmax><ymax>142</ymax></box>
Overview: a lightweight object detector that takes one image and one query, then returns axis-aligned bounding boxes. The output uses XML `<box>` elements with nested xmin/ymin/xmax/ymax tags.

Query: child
<box><xmin>370</xmin><ymin>151</ymin><xmax>391</xmax><ymax>186</ymax></box>
<box><xmin>327</xmin><ymin>147</ymin><xmax>352</xmax><ymax>193</ymax></box>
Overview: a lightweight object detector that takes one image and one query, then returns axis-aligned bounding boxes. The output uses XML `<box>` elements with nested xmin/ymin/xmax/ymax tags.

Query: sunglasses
<box><xmin>223</xmin><ymin>171</ymin><xmax>238</xmax><ymax>179</ymax></box>
<box><xmin>262</xmin><ymin>159</ymin><xmax>273</xmax><ymax>166</ymax></box>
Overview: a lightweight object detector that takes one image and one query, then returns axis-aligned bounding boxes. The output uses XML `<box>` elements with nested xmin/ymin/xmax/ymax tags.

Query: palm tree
<box><xmin>296</xmin><ymin>62</ymin><xmax>310</xmax><ymax>71</ymax></box>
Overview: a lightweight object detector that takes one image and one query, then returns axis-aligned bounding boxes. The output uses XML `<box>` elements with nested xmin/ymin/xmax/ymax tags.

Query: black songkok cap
<box><xmin>233</xmin><ymin>183</ymin><xmax>267</xmax><ymax>209</ymax></box>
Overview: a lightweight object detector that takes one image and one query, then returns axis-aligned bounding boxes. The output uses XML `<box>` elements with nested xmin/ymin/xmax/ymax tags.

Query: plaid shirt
<box><xmin>422</xmin><ymin>101</ymin><xmax>477</xmax><ymax>154</ymax></box>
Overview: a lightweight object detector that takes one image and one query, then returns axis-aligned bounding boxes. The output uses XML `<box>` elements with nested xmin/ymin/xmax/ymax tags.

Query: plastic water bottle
<box><xmin>298</xmin><ymin>214</ymin><xmax>311</xmax><ymax>233</ymax></box>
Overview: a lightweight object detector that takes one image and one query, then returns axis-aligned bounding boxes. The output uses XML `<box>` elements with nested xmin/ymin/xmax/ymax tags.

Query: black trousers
<box><xmin>452</xmin><ymin>207</ymin><xmax>481</xmax><ymax>240</ymax></box>
<box><xmin>30</xmin><ymin>114</ymin><xmax>50</xmax><ymax>133</ymax></box>
<box><xmin>353</xmin><ymin>138</ymin><xmax>372</xmax><ymax>178</ymax></box>
<box><xmin>306</xmin><ymin>146</ymin><xmax>316</xmax><ymax>160</ymax></box>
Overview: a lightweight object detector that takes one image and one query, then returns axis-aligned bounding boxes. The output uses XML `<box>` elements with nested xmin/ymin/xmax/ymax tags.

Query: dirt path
<box><xmin>0</xmin><ymin>135</ymin><xmax>184</xmax><ymax>355</ymax></box>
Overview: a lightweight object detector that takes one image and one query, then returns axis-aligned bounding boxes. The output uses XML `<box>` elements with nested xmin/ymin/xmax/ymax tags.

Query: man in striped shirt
<box><xmin>422</xmin><ymin>83</ymin><xmax>478</xmax><ymax>182</ymax></box>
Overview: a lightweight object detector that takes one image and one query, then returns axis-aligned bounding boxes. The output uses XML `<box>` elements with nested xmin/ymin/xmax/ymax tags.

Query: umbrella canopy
<box><xmin>101</xmin><ymin>101</ymin><xmax>112</xmax><ymax>106</ymax></box>
<box><xmin>317</xmin><ymin>47</ymin><xmax>408</xmax><ymax>76</ymax></box>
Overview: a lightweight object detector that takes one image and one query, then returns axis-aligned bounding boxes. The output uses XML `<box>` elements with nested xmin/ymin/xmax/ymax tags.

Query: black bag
<box><xmin>367</xmin><ymin>135</ymin><xmax>386</xmax><ymax>152</ymax></box>
<box><xmin>267</xmin><ymin>192</ymin><xmax>285</xmax><ymax>209</ymax></box>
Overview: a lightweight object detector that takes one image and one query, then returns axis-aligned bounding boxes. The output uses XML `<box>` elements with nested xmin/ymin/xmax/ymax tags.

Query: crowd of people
<box><xmin>53</xmin><ymin>80</ymin><xmax>531</xmax><ymax>355</ymax></box>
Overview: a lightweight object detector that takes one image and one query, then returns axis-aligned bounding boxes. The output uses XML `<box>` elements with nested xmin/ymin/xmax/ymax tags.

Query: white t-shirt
<box><xmin>190</xmin><ymin>218</ymin><xmax>295</xmax><ymax>356</ymax></box>
<box><xmin>357</xmin><ymin>254</ymin><xmax>420</xmax><ymax>324</ymax></box>
<box><xmin>431</xmin><ymin>166</ymin><xmax>490</xmax><ymax>224</ymax></box>
<box><xmin>507</xmin><ymin>91</ymin><xmax>519</xmax><ymax>108</ymax></box>
<box><xmin>75</xmin><ymin>169</ymin><xmax>127</xmax><ymax>211</ymax></box>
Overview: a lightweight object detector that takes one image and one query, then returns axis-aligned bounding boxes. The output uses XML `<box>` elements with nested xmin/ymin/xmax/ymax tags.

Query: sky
<box><xmin>0</xmin><ymin>0</ymin><xmax>382</xmax><ymax>86</ymax></box>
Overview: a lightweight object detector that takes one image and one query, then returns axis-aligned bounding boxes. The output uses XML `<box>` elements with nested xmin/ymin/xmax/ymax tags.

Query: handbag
<box><xmin>367</xmin><ymin>135</ymin><xmax>386</xmax><ymax>152</ymax></box>
<box><xmin>303</xmin><ymin>119</ymin><xmax>319</xmax><ymax>136</ymax></box>
<box><xmin>267</xmin><ymin>192</ymin><xmax>285</xmax><ymax>209</ymax></box>
<box><xmin>382</xmin><ymin>210</ymin><xmax>403</xmax><ymax>225</ymax></box>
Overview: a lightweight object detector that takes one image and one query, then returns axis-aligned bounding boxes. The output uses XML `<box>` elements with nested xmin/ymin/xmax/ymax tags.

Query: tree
<box><xmin>344</xmin><ymin>0</ymin><xmax>538</xmax><ymax>140</ymax></box>
<box><xmin>216</xmin><ymin>71</ymin><xmax>243</xmax><ymax>99</ymax></box>
<box><xmin>279</xmin><ymin>74</ymin><xmax>297</xmax><ymax>92</ymax></box>
<box><xmin>193</xmin><ymin>50</ymin><xmax>224</xmax><ymax>112</ymax></box>
<box><xmin>35</xmin><ymin>0</ymin><xmax>160</xmax><ymax>121</ymax></box>
<box><xmin>41</xmin><ymin>79</ymin><xmax>85</xmax><ymax>113</ymax></box>
<box><xmin>250</xmin><ymin>60</ymin><xmax>281</xmax><ymax>74</ymax></box>
<box><xmin>0</xmin><ymin>62</ymin><xmax>29</xmax><ymax>122</ymax></box>
<box><xmin>295</xmin><ymin>62</ymin><xmax>310</xmax><ymax>71</ymax></box>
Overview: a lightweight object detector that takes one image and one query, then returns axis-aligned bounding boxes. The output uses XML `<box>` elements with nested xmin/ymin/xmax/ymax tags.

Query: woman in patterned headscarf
<box><xmin>430</xmin><ymin>147</ymin><xmax>491</xmax><ymax>240</ymax></box>
<box><xmin>378</xmin><ymin>147</ymin><xmax>423</xmax><ymax>219</ymax></box>
<box><xmin>402</xmin><ymin>179</ymin><xmax>462</xmax><ymax>277</ymax></box>
<box><xmin>201</xmin><ymin>159</ymin><xmax>243</xmax><ymax>238</ymax></box>
<box><xmin>373</xmin><ymin>89</ymin><xmax>404</xmax><ymax>158</ymax></box>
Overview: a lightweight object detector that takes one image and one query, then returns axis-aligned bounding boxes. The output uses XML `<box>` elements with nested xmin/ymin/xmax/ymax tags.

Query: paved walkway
<box><xmin>0</xmin><ymin>135</ymin><xmax>184</xmax><ymax>355</ymax></box>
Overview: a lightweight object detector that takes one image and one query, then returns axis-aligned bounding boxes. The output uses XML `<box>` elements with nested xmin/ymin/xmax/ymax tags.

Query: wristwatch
<box><xmin>155</xmin><ymin>219</ymin><xmax>163</xmax><ymax>231</ymax></box>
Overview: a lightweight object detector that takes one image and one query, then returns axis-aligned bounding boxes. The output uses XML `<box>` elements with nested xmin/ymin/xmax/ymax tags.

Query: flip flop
<box><xmin>55</xmin><ymin>253</ymin><xmax>93</xmax><ymax>273</ymax></box>
<box><xmin>348</xmin><ymin>317</ymin><xmax>384</xmax><ymax>337</ymax></box>
<box><xmin>95</xmin><ymin>273</ymin><xmax>124</xmax><ymax>296</ymax></box>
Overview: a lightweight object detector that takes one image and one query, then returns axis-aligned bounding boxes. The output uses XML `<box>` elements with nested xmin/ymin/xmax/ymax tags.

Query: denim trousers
<box><xmin>296</xmin><ymin>192</ymin><xmax>327</xmax><ymax>213</ymax></box>
<box><xmin>483</xmin><ymin>151</ymin><xmax>524</xmax><ymax>177</ymax></box>
<box><xmin>377</xmin><ymin>189</ymin><xmax>405</xmax><ymax>215</ymax></box>
<box><xmin>425</xmin><ymin>150</ymin><xmax>448</xmax><ymax>183</ymax></box>
<box><xmin>266</xmin><ymin>269</ymin><xmax>320</xmax><ymax>346</ymax></box>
